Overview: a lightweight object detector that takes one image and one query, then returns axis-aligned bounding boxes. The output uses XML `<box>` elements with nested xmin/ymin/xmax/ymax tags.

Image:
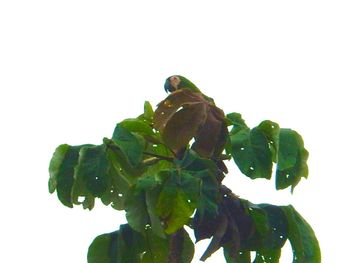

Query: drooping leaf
<box><xmin>230</xmin><ymin>127</ymin><xmax>272</xmax><ymax>179</ymax></box>
<box><xmin>241</xmin><ymin>204</ymin><xmax>288</xmax><ymax>251</ymax></box>
<box><xmin>282</xmin><ymin>205</ymin><xmax>321</xmax><ymax>263</ymax></box>
<box><xmin>192</xmin><ymin>106</ymin><xmax>228</xmax><ymax>158</ymax></box>
<box><xmin>181</xmin><ymin>229</ymin><xmax>195</xmax><ymax>263</ymax></box>
<box><xmin>100</xmin><ymin>166</ymin><xmax>130</xmax><ymax>210</ymax></box>
<box><xmin>276</xmin><ymin>129</ymin><xmax>309</xmax><ymax>191</ymax></box>
<box><xmin>88</xmin><ymin>224</ymin><xmax>145</xmax><ymax>263</ymax></box>
<box><xmin>241</xmin><ymin>200</ymin><xmax>269</xmax><ymax>235</ymax></box>
<box><xmin>155</xmin><ymin>171</ymin><xmax>197</xmax><ymax>234</ymax></box>
<box><xmin>49</xmin><ymin>144</ymin><xmax>91</xmax><ymax>207</ymax></box>
<box><xmin>162</xmin><ymin>102</ymin><xmax>206</xmax><ymax>150</ymax></box>
<box><xmin>74</xmin><ymin>144</ymin><xmax>110</xmax><ymax>198</ymax></box>
<box><xmin>104</xmin><ymin>137</ymin><xmax>142</xmax><ymax>181</ymax></box>
<box><xmin>140</xmin><ymin>227</ymin><xmax>170</xmax><ymax>263</ymax></box>
<box><xmin>124</xmin><ymin>190</ymin><xmax>150</xmax><ymax>234</ymax></box>
<box><xmin>112</xmin><ymin>124</ymin><xmax>145</xmax><ymax>167</ymax></box>
<box><xmin>154</xmin><ymin>89</ymin><xmax>228</xmax><ymax>158</ymax></box>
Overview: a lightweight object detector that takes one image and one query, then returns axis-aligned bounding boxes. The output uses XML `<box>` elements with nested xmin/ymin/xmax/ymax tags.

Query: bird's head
<box><xmin>164</xmin><ymin>75</ymin><xmax>198</xmax><ymax>93</ymax></box>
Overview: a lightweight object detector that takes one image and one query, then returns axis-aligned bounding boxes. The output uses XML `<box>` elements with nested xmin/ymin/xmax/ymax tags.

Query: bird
<box><xmin>164</xmin><ymin>75</ymin><xmax>215</xmax><ymax>103</ymax></box>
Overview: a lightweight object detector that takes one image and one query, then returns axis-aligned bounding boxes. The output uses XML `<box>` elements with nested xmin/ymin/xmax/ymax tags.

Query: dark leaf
<box><xmin>112</xmin><ymin>124</ymin><xmax>145</xmax><ymax>167</ymax></box>
<box><xmin>162</xmin><ymin>102</ymin><xmax>206</xmax><ymax>150</ymax></box>
<box><xmin>276</xmin><ymin>129</ymin><xmax>309</xmax><ymax>191</ymax></box>
<box><xmin>74</xmin><ymin>145</ymin><xmax>110</xmax><ymax>198</ymax></box>
<box><xmin>49</xmin><ymin>144</ymin><xmax>91</xmax><ymax>207</ymax></box>
<box><xmin>154</xmin><ymin>89</ymin><xmax>227</xmax><ymax>158</ymax></box>
<box><xmin>282</xmin><ymin>205</ymin><xmax>321</xmax><ymax>263</ymax></box>
<box><xmin>256</xmin><ymin>120</ymin><xmax>280</xmax><ymax>162</ymax></box>
<box><xmin>125</xmin><ymin>190</ymin><xmax>150</xmax><ymax>234</ymax></box>
<box><xmin>87</xmin><ymin>224</ymin><xmax>145</xmax><ymax>263</ymax></box>
<box><xmin>223</xmin><ymin>248</ymin><xmax>251</xmax><ymax>263</ymax></box>
<box><xmin>200</xmin><ymin>212</ymin><xmax>229</xmax><ymax>261</ymax></box>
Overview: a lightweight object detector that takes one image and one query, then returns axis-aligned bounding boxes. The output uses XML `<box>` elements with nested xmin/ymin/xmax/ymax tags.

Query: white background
<box><xmin>1</xmin><ymin>1</ymin><xmax>349</xmax><ymax>262</ymax></box>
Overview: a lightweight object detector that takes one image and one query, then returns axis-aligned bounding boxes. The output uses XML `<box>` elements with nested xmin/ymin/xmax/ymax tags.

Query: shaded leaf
<box><xmin>241</xmin><ymin>204</ymin><xmax>288</xmax><ymax>251</ymax></box>
<box><xmin>154</xmin><ymin>89</ymin><xmax>228</xmax><ymax>158</ymax></box>
<box><xmin>125</xmin><ymin>190</ymin><xmax>150</xmax><ymax>234</ymax></box>
<box><xmin>256</xmin><ymin>120</ymin><xmax>280</xmax><ymax>162</ymax></box>
<box><xmin>224</xmin><ymin>248</ymin><xmax>251</xmax><ymax>263</ymax></box>
<box><xmin>276</xmin><ymin>129</ymin><xmax>309</xmax><ymax>191</ymax></box>
<box><xmin>49</xmin><ymin>144</ymin><xmax>90</xmax><ymax>207</ymax></box>
<box><xmin>88</xmin><ymin>224</ymin><xmax>145</xmax><ymax>263</ymax></box>
<box><xmin>112</xmin><ymin>124</ymin><xmax>145</xmax><ymax>167</ymax></box>
<box><xmin>162</xmin><ymin>102</ymin><xmax>206</xmax><ymax>150</ymax></box>
<box><xmin>74</xmin><ymin>144</ymin><xmax>110</xmax><ymax>198</ymax></box>
<box><xmin>181</xmin><ymin>229</ymin><xmax>195</xmax><ymax>263</ymax></box>
<box><xmin>141</xmin><ymin>227</ymin><xmax>170</xmax><ymax>263</ymax></box>
<box><xmin>230</xmin><ymin>128</ymin><xmax>272</xmax><ymax>179</ymax></box>
<box><xmin>282</xmin><ymin>205</ymin><xmax>321</xmax><ymax>263</ymax></box>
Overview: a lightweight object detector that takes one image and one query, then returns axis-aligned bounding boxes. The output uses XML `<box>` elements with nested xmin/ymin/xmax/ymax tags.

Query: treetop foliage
<box><xmin>49</xmin><ymin>76</ymin><xmax>320</xmax><ymax>262</ymax></box>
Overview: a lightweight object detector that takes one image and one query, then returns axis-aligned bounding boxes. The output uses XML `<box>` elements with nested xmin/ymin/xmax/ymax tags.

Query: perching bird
<box><xmin>164</xmin><ymin>75</ymin><xmax>215</xmax><ymax>103</ymax></box>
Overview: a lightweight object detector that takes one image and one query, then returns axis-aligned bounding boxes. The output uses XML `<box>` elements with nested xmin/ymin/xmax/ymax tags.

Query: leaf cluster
<box><xmin>48</xmin><ymin>89</ymin><xmax>320</xmax><ymax>262</ymax></box>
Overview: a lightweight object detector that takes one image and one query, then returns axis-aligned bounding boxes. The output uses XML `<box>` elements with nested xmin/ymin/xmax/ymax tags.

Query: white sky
<box><xmin>1</xmin><ymin>1</ymin><xmax>349</xmax><ymax>262</ymax></box>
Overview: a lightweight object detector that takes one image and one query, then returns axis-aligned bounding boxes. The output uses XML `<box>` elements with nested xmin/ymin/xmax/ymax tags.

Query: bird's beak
<box><xmin>164</xmin><ymin>79</ymin><xmax>173</xmax><ymax>93</ymax></box>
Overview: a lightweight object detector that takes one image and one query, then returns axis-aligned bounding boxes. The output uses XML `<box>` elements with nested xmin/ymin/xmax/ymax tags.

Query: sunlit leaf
<box><xmin>120</xmin><ymin>118</ymin><xmax>154</xmax><ymax>136</ymax></box>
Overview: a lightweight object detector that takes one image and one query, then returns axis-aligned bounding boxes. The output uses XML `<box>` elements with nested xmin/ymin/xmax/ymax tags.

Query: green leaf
<box><xmin>88</xmin><ymin>224</ymin><xmax>145</xmax><ymax>263</ymax></box>
<box><xmin>125</xmin><ymin>190</ymin><xmax>150</xmax><ymax>234</ymax></box>
<box><xmin>256</xmin><ymin>120</ymin><xmax>280</xmax><ymax>162</ymax></box>
<box><xmin>74</xmin><ymin>145</ymin><xmax>110</xmax><ymax>197</ymax></box>
<box><xmin>253</xmin><ymin>249</ymin><xmax>281</xmax><ymax>263</ymax></box>
<box><xmin>120</xmin><ymin>118</ymin><xmax>154</xmax><ymax>136</ymax></box>
<box><xmin>100</xmin><ymin>167</ymin><xmax>130</xmax><ymax>210</ymax></box>
<box><xmin>230</xmin><ymin>128</ymin><xmax>272</xmax><ymax>179</ymax></box>
<box><xmin>276</xmin><ymin>129</ymin><xmax>309</xmax><ymax>191</ymax></box>
<box><xmin>143</xmin><ymin>101</ymin><xmax>154</xmax><ymax>122</ymax></box>
<box><xmin>226</xmin><ymin>112</ymin><xmax>248</xmax><ymax>132</ymax></box>
<box><xmin>140</xmin><ymin>227</ymin><xmax>169</xmax><ymax>263</ymax></box>
<box><xmin>145</xmin><ymin>187</ymin><xmax>166</xmax><ymax>238</ymax></box>
<box><xmin>104</xmin><ymin>137</ymin><xmax>142</xmax><ymax>181</ymax></box>
<box><xmin>241</xmin><ymin>200</ymin><xmax>269</xmax><ymax>235</ymax></box>
<box><xmin>241</xmin><ymin>204</ymin><xmax>288</xmax><ymax>251</ymax></box>
<box><xmin>156</xmin><ymin>171</ymin><xmax>197</xmax><ymax>234</ymax></box>
<box><xmin>112</xmin><ymin>124</ymin><xmax>145</xmax><ymax>167</ymax></box>
<box><xmin>282</xmin><ymin>205</ymin><xmax>321</xmax><ymax>263</ymax></box>
<box><xmin>48</xmin><ymin>144</ymin><xmax>92</xmax><ymax>208</ymax></box>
